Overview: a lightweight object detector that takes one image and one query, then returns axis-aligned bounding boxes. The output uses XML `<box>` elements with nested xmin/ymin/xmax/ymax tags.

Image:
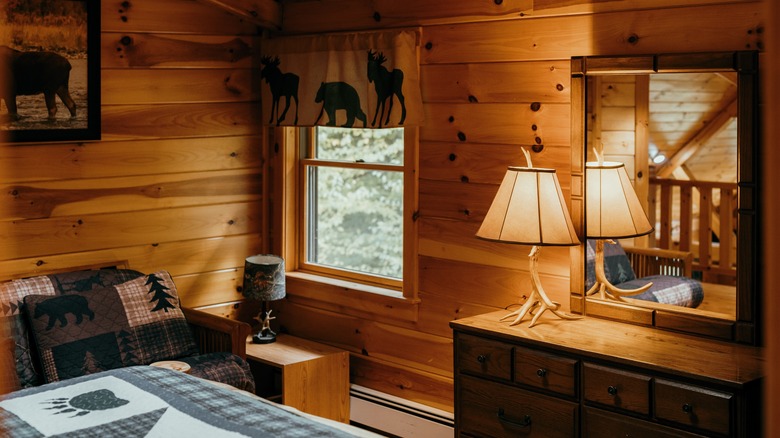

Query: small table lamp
<box><xmin>477</xmin><ymin>149</ymin><xmax>581</xmax><ymax>327</ymax></box>
<box><xmin>243</xmin><ymin>255</ymin><xmax>286</xmax><ymax>344</ymax></box>
<box><xmin>586</xmin><ymin>159</ymin><xmax>654</xmax><ymax>301</ymax></box>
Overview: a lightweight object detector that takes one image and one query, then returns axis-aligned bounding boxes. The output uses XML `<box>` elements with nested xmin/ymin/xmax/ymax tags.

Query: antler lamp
<box><xmin>585</xmin><ymin>158</ymin><xmax>654</xmax><ymax>301</ymax></box>
<box><xmin>242</xmin><ymin>255</ymin><xmax>286</xmax><ymax>344</ymax></box>
<box><xmin>476</xmin><ymin>149</ymin><xmax>581</xmax><ymax>327</ymax></box>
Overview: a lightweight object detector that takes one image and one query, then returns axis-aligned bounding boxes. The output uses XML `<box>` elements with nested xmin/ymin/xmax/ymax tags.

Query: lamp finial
<box><xmin>593</xmin><ymin>147</ymin><xmax>603</xmax><ymax>165</ymax></box>
<box><xmin>521</xmin><ymin>147</ymin><xmax>533</xmax><ymax>168</ymax></box>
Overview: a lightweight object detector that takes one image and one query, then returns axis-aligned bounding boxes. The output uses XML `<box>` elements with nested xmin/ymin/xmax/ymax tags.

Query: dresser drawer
<box><xmin>583</xmin><ymin>363</ymin><xmax>651</xmax><ymax>415</ymax></box>
<box><xmin>456</xmin><ymin>334</ymin><xmax>512</xmax><ymax>381</ymax></box>
<box><xmin>458</xmin><ymin>375</ymin><xmax>578</xmax><ymax>438</ymax></box>
<box><xmin>584</xmin><ymin>407</ymin><xmax>707</xmax><ymax>438</ymax></box>
<box><xmin>514</xmin><ymin>346</ymin><xmax>577</xmax><ymax>397</ymax></box>
<box><xmin>654</xmin><ymin>379</ymin><xmax>733</xmax><ymax>436</ymax></box>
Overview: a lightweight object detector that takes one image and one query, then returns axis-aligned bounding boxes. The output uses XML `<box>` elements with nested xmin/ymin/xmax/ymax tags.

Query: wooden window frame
<box><xmin>271</xmin><ymin>127</ymin><xmax>420</xmax><ymax>322</ymax></box>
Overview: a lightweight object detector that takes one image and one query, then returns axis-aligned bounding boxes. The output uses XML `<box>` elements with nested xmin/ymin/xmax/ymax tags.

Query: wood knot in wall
<box><xmin>118</xmin><ymin>1</ymin><xmax>131</xmax><ymax>23</ymax></box>
<box><xmin>747</xmin><ymin>26</ymin><xmax>763</xmax><ymax>50</ymax></box>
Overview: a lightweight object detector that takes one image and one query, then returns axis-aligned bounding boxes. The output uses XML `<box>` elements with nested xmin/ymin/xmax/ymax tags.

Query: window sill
<box><xmin>284</xmin><ymin>271</ymin><xmax>420</xmax><ymax>323</ymax></box>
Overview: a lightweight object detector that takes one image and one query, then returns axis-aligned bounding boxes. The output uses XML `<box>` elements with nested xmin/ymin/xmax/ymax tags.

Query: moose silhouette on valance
<box><xmin>260</xmin><ymin>29</ymin><xmax>423</xmax><ymax>128</ymax></box>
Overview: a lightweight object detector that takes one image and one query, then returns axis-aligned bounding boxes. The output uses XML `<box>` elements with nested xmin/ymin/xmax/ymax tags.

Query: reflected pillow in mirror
<box><xmin>585</xmin><ymin>239</ymin><xmax>636</xmax><ymax>290</ymax></box>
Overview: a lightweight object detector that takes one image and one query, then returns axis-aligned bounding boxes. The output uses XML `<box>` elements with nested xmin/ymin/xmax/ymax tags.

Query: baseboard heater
<box><xmin>349</xmin><ymin>385</ymin><xmax>454</xmax><ymax>437</ymax></box>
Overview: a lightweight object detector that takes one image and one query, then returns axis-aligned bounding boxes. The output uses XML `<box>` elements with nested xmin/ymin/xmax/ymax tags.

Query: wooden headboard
<box><xmin>0</xmin><ymin>260</ymin><xmax>131</xmax><ymax>283</ymax></box>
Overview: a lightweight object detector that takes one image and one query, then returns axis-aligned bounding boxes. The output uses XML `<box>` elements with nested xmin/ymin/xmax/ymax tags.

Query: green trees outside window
<box><xmin>305</xmin><ymin>127</ymin><xmax>404</xmax><ymax>280</ymax></box>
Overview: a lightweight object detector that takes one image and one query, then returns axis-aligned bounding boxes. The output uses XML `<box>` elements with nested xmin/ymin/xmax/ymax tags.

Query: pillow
<box><xmin>620</xmin><ymin>275</ymin><xmax>704</xmax><ymax>308</ymax></box>
<box><xmin>24</xmin><ymin>271</ymin><xmax>198</xmax><ymax>383</ymax></box>
<box><xmin>586</xmin><ymin>239</ymin><xmax>636</xmax><ymax>290</ymax></box>
<box><xmin>1</xmin><ymin>269</ymin><xmax>144</xmax><ymax>388</ymax></box>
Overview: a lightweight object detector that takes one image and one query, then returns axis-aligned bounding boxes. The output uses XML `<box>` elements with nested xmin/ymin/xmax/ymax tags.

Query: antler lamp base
<box><xmin>502</xmin><ymin>246</ymin><xmax>582</xmax><ymax>327</ymax></box>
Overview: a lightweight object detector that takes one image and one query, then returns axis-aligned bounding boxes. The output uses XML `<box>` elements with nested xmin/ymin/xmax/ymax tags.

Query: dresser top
<box><xmin>451</xmin><ymin>311</ymin><xmax>764</xmax><ymax>387</ymax></box>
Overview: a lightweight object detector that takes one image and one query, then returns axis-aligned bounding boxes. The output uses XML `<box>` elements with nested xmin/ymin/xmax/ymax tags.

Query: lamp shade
<box><xmin>586</xmin><ymin>161</ymin><xmax>653</xmax><ymax>239</ymax></box>
<box><xmin>477</xmin><ymin>166</ymin><xmax>579</xmax><ymax>246</ymax></box>
<box><xmin>242</xmin><ymin>255</ymin><xmax>286</xmax><ymax>301</ymax></box>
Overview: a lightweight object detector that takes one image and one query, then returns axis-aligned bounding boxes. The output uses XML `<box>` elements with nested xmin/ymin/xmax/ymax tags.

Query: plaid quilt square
<box><xmin>24</xmin><ymin>271</ymin><xmax>198</xmax><ymax>384</ymax></box>
<box><xmin>1</xmin><ymin>269</ymin><xmax>143</xmax><ymax>389</ymax></box>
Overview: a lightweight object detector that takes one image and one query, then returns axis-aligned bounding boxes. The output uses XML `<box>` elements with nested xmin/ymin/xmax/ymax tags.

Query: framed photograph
<box><xmin>1</xmin><ymin>0</ymin><xmax>101</xmax><ymax>143</ymax></box>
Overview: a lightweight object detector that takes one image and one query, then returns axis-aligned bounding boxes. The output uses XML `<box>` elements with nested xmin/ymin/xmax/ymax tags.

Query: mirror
<box><xmin>570</xmin><ymin>51</ymin><xmax>761</xmax><ymax>345</ymax></box>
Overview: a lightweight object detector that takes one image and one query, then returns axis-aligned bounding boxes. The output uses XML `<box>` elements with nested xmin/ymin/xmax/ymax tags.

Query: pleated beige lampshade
<box><xmin>477</xmin><ymin>166</ymin><xmax>579</xmax><ymax>246</ymax></box>
<box><xmin>586</xmin><ymin>161</ymin><xmax>653</xmax><ymax>239</ymax></box>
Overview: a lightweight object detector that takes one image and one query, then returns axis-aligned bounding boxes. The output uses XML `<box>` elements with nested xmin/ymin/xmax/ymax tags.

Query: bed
<box><xmin>0</xmin><ymin>264</ymin><xmax>379</xmax><ymax>437</ymax></box>
<box><xmin>0</xmin><ymin>365</ymin><xmax>377</xmax><ymax>437</ymax></box>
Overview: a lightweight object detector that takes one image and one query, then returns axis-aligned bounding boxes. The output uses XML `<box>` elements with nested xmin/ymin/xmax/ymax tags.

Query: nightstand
<box><xmin>245</xmin><ymin>334</ymin><xmax>350</xmax><ymax>423</ymax></box>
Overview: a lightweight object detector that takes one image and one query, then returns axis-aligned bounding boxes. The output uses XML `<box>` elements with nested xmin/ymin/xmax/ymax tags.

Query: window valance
<box><xmin>260</xmin><ymin>29</ymin><xmax>423</xmax><ymax>128</ymax></box>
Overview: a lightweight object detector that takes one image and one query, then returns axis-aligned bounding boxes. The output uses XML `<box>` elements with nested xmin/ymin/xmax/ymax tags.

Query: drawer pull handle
<box><xmin>536</xmin><ymin>369</ymin><xmax>547</xmax><ymax>378</ymax></box>
<box><xmin>477</xmin><ymin>354</ymin><xmax>487</xmax><ymax>363</ymax></box>
<box><xmin>497</xmin><ymin>408</ymin><xmax>532</xmax><ymax>428</ymax></box>
<box><xmin>682</xmin><ymin>403</ymin><xmax>693</xmax><ymax>413</ymax></box>
<box><xmin>607</xmin><ymin>385</ymin><xmax>618</xmax><ymax>396</ymax></box>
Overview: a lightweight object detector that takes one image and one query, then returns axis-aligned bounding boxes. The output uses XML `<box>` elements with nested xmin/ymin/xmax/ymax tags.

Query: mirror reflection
<box><xmin>585</xmin><ymin>72</ymin><xmax>737</xmax><ymax>320</ymax></box>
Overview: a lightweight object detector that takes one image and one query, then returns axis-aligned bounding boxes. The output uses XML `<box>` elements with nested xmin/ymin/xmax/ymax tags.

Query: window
<box><xmin>299</xmin><ymin>127</ymin><xmax>406</xmax><ymax>290</ymax></box>
<box><xmin>274</xmin><ymin>125</ymin><xmax>418</xmax><ymax>318</ymax></box>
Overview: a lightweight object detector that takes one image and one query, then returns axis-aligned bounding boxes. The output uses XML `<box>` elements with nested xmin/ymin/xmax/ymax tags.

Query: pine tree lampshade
<box><xmin>477</xmin><ymin>150</ymin><xmax>581</xmax><ymax>327</ymax></box>
<box><xmin>585</xmin><ymin>160</ymin><xmax>654</xmax><ymax>301</ymax></box>
<box><xmin>242</xmin><ymin>255</ymin><xmax>286</xmax><ymax>344</ymax></box>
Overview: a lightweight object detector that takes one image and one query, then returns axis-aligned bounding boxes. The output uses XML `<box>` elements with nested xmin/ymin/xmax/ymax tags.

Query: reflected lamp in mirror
<box><xmin>586</xmin><ymin>161</ymin><xmax>654</xmax><ymax>301</ymax></box>
<box><xmin>477</xmin><ymin>150</ymin><xmax>581</xmax><ymax>327</ymax></box>
<box><xmin>242</xmin><ymin>255</ymin><xmax>286</xmax><ymax>344</ymax></box>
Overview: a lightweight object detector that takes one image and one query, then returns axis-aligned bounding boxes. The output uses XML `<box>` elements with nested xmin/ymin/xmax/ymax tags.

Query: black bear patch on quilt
<box><xmin>24</xmin><ymin>271</ymin><xmax>198</xmax><ymax>383</ymax></box>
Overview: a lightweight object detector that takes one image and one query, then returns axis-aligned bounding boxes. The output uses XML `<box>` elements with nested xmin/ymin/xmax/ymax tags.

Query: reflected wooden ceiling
<box><xmin>650</xmin><ymin>72</ymin><xmax>738</xmax><ymax>183</ymax></box>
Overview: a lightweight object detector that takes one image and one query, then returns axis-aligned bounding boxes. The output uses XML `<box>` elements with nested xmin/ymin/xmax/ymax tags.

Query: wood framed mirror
<box><xmin>570</xmin><ymin>51</ymin><xmax>761</xmax><ymax>345</ymax></box>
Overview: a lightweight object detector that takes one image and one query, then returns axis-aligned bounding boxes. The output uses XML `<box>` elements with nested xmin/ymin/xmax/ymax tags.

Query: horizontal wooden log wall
<box><xmin>0</xmin><ymin>0</ymin><xmax>265</xmax><ymax>307</ymax></box>
<box><xmin>0</xmin><ymin>0</ymin><xmax>764</xmax><ymax>415</ymax></box>
<box><xmin>249</xmin><ymin>0</ymin><xmax>764</xmax><ymax>413</ymax></box>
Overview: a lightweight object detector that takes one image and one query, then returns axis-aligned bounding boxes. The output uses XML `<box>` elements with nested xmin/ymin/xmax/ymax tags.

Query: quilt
<box><xmin>0</xmin><ymin>366</ymin><xmax>366</xmax><ymax>437</ymax></box>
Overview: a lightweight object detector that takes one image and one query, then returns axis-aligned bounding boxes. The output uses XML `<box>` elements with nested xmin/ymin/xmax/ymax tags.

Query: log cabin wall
<box><xmin>0</xmin><ymin>0</ymin><xmax>765</xmax><ymax>415</ymax></box>
<box><xmin>261</xmin><ymin>0</ymin><xmax>765</xmax><ymax>413</ymax></box>
<box><xmin>0</xmin><ymin>0</ymin><xmax>266</xmax><ymax>307</ymax></box>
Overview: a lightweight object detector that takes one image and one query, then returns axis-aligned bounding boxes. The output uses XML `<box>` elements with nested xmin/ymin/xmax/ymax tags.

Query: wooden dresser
<box><xmin>450</xmin><ymin>311</ymin><xmax>763</xmax><ymax>437</ymax></box>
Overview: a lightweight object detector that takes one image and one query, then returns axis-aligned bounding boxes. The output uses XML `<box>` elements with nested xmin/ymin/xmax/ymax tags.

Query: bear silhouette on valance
<box><xmin>260</xmin><ymin>29</ymin><xmax>423</xmax><ymax>128</ymax></box>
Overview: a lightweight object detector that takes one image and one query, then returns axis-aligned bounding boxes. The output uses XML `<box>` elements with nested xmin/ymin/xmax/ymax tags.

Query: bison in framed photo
<box><xmin>0</xmin><ymin>0</ymin><xmax>100</xmax><ymax>143</ymax></box>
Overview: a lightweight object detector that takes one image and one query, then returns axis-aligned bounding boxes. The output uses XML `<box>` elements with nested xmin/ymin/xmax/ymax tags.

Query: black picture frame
<box><xmin>2</xmin><ymin>0</ymin><xmax>101</xmax><ymax>143</ymax></box>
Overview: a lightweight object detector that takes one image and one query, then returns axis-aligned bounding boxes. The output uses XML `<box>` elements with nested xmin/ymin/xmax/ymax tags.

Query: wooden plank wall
<box><xmin>0</xmin><ymin>0</ymin><xmax>264</xmax><ymax>308</ymax></box>
<box><xmin>256</xmin><ymin>0</ymin><xmax>765</xmax><ymax>412</ymax></box>
<box><xmin>0</xmin><ymin>0</ymin><xmax>765</xmax><ymax>415</ymax></box>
